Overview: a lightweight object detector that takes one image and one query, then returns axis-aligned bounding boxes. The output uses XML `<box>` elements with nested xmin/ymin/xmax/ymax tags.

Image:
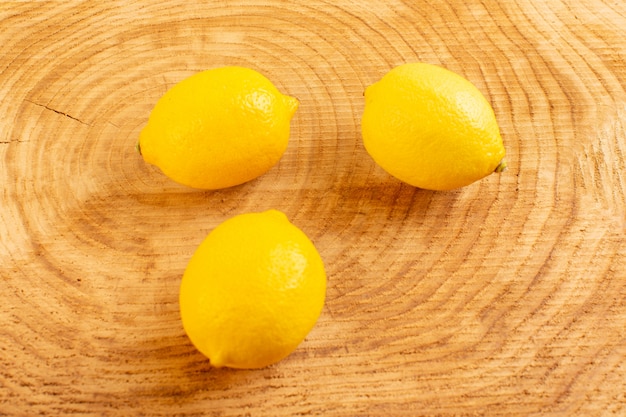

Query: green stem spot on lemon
<box><xmin>494</xmin><ymin>159</ymin><xmax>508</xmax><ymax>173</ymax></box>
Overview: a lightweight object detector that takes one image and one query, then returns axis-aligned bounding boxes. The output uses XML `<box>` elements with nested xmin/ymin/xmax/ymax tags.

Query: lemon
<box><xmin>361</xmin><ymin>62</ymin><xmax>507</xmax><ymax>190</ymax></box>
<box><xmin>179</xmin><ymin>210</ymin><xmax>326</xmax><ymax>369</ymax></box>
<box><xmin>138</xmin><ymin>66</ymin><xmax>299</xmax><ymax>190</ymax></box>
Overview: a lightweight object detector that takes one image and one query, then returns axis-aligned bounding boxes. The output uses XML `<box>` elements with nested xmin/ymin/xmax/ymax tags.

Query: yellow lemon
<box><xmin>138</xmin><ymin>66</ymin><xmax>299</xmax><ymax>190</ymax></box>
<box><xmin>179</xmin><ymin>210</ymin><xmax>326</xmax><ymax>369</ymax></box>
<box><xmin>361</xmin><ymin>62</ymin><xmax>507</xmax><ymax>190</ymax></box>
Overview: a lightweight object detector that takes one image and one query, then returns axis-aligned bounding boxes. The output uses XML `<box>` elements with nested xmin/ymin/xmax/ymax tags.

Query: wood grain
<box><xmin>1</xmin><ymin>0</ymin><xmax>625</xmax><ymax>415</ymax></box>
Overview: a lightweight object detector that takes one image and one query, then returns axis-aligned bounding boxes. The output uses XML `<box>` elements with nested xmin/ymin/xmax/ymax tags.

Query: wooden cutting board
<box><xmin>1</xmin><ymin>1</ymin><xmax>625</xmax><ymax>415</ymax></box>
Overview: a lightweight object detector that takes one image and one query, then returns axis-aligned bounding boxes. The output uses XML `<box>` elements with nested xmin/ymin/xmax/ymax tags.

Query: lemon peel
<box><xmin>138</xmin><ymin>67</ymin><xmax>298</xmax><ymax>190</ymax></box>
<box><xmin>361</xmin><ymin>62</ymin><xmax>506</xmax><ymax>190</ymax></box>
<box><xmin>179</xmin><ymin>210</ymin><xmax>326</xmax><ymax>369</ymax></box>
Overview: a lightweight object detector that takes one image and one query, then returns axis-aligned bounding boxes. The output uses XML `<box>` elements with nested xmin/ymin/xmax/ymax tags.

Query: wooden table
<box><xmin>1</xmin><ymin>1</ymin><xmax>625</xmax><ymax>415</ymax></box>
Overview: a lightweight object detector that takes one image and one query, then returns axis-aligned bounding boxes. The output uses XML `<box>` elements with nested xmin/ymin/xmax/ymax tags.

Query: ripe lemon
<box><xmin>361</xmin><ymin>62</ymin><xmax>507</xmax><ymax>190</ymax></box>
<box><xmin>179</xmin><ymin>210</ymin><xmax>326</xmax><ymax>369</ymax></box>
<box><xmin>138</xmin><ymin>66</ymin><xmax>299</xmax><ymax>190</ymax></box>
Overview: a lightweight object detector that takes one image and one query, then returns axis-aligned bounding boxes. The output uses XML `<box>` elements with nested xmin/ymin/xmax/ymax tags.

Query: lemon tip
<box><xmin>283</xmin><ymin>95</ymin><xmax>299</xmax><ymax>115</ymax></box>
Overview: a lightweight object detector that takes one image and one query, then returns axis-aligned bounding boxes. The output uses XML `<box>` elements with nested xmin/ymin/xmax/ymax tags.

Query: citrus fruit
<box><xmin>179</xmin><ymin>210</ymin><xmax>326</xmax><ymax>369</ymax></box>
<box><xmin>137</xmin><ymin>66</ymin><xmax>299</xmax><ymax>190</ymax></box>
<box><xmin>361</xmin><ymin>62</ymin><xmax>507</xmax><ymax>190</ymax></box>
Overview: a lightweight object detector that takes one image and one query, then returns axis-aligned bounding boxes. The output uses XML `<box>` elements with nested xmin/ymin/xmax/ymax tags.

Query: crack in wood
<box><xmin>0</xmin><ymin>138</ymin><xmax>29</xmax><ymax>144</ymax></box>
<box><xmin>26</xmin><ymin>100</ymin><xmax>89</xmax><ymax>126</ymax></box>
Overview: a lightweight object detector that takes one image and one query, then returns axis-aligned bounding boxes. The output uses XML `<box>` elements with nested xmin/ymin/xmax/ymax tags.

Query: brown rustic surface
<box><xmin>1</xmin><ymin>1</ymin><xmax>625</xmax><ymax>415</ymax></box>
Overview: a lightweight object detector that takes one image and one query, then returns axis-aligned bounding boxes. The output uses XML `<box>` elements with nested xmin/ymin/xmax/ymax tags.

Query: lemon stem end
<box><xmin>494</xmin><ymin>159</ymin><xmax>508</xmax><ymax>173</ymax></box>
